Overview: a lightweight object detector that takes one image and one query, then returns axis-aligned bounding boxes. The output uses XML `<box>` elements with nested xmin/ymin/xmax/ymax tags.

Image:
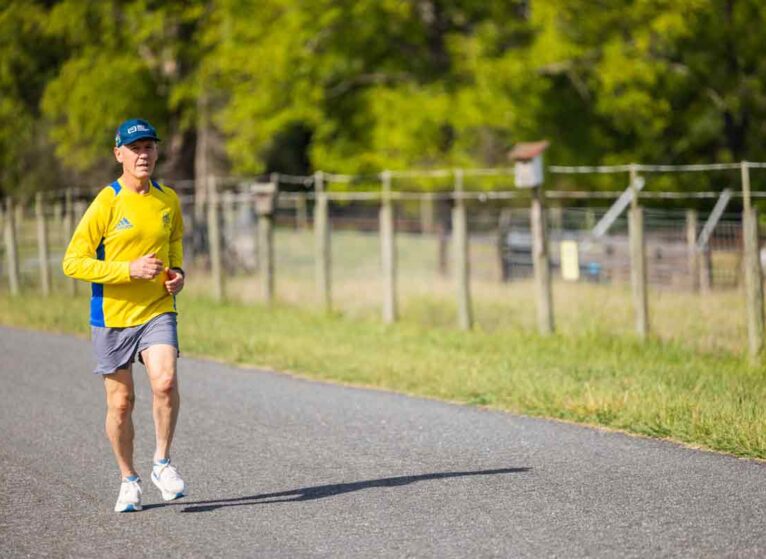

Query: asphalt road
<box><xmin>1</xmin><ymin>326</ymin><xmax>764</xmax><ymax>558</ymax></box>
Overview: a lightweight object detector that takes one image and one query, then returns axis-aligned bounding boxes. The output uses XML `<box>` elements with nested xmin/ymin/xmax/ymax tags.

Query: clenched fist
<box><xmin>129</xmin><ymin>253</ymin><xmax>163</xmax><ymax>280</ymax></box>
<box><xmin>164</xmin><ymin>267</ymin><xmax>185</xmax><ymax>295</ymax></box>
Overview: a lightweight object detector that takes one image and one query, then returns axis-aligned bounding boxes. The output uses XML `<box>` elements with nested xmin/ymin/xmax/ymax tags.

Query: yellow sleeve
<box><xmin>62</xmin><ymin>190</ymin><xmax>131</xmax><ymax>284</ymax></box>
<box><xmin>168</xmin><ymin>190</ymin><xmax>184</xmax><ymax>270</ymax></box>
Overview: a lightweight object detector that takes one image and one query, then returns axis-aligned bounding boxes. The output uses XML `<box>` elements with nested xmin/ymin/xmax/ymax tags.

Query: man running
<box><xmin>63</xmin><ymin>118</ymin><xmax>186</xmax><ymax>512</ymax></box>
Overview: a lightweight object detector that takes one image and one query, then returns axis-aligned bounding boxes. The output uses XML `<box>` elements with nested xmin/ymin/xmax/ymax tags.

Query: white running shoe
<box><xmin>114</xmin><ymin>476</ymin><xmax>142</xmax><ymax>512</ymax></box>
<box><xmin>151</xmin><ymin>459</ymin><xmax>186</xmax><ymax>501</ymax></box>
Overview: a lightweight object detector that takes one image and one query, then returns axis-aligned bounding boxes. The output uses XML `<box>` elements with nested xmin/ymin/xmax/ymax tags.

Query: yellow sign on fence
<box><xmin>560</xmin><ymin>240</ymin><xmax>579</xmax><ymax>281</ymax></box>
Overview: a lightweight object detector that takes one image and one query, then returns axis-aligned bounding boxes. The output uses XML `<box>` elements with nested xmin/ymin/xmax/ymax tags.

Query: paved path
<box><xmin>0</xmin><ymin>326</ymin><xmax>764</xmax><ymax>558</ymax></box>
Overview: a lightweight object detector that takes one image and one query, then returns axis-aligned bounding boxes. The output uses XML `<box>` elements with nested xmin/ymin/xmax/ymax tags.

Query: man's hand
<box><xmin>164</xmin><ymin>267</ymin><xmax>185</xmax><ymax>295</ymax></box>
<box><xmin>129</xmin><ymin>253</ymin><xmax>163</xmax><ymax>280</ymax></box>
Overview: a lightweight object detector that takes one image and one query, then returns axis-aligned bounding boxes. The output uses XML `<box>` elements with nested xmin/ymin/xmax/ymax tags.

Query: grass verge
<box><xmin>1</xmin><ymin>292</ymin><xmax>764</xmax><ymax>460</ymax></box>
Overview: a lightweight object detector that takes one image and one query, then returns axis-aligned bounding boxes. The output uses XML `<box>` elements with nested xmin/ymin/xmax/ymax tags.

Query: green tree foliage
<box><xmin>2</xmin><ymin>0</ymin><xmax>766</xmax><ymax>194</ymax></box>
<box><xmin>40</xmin><ymin>0</ymin><xmax>209</xmax><ymax>184</ymax></box>
<box><xmin>209</xmin><ymin>0</ymin><xmax>538</xmax><ymax>176</ymax></box>
<box><xmin>539</xmin><ymin>0</ymin><xmax>766</xmax><ymax>164</ymax></box>
<box><xmin>0</xmin><ymin>1</ymin><xmax>63</xmax><ymax>194</ymax></box>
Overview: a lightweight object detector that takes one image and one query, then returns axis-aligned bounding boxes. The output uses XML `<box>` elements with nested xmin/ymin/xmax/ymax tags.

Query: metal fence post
<box><xmin>380</xmin><ymin>170</ymin><xmax>397</xmax><ymax>324</ymax></box>
<box><xmin>453</xmin><ymin>169</ymin><xmax>473</xmax><ymax>330</ymax></box>
<box><xmin>35</xmin><ymin>192</ymin><xmax>51</xmax><ymax>296</ymax></box>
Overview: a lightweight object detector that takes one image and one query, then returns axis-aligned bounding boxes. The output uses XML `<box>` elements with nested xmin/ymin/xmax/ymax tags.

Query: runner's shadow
<box><xmin>144</xmin><ymin>467</ymin><xmax>530</xmax><ymax>513</ymax></box>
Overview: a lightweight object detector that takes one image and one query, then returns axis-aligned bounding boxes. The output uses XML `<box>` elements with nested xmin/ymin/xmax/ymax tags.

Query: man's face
<box><xmin>114</xmin><ymin>139</ymin><xmax>158</xmax><ymax>179</ymax></box>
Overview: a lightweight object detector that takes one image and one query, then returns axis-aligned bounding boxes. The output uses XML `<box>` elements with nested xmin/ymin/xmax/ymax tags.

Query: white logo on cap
<box><xmin>126</xmin><ymin>125</ymin><xmax>150</xmax><ymax>134</ymax></box>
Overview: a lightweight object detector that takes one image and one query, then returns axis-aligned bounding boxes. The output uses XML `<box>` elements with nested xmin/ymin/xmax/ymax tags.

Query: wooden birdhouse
<box><xmin>509</xmin><ymin>141</ymin><xmax>550</xmax><ymax>188</ymax></box>
<box><xmin>251</xmin><ymin>182</ymin><xmax>278</xmax><ymax>216</ymax></box>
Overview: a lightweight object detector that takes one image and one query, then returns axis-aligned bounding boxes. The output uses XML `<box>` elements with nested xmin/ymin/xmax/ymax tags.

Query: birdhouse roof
<box><xmin>509</xmin><ymin>141</ymin><xmax>550</xmax><ymax>161</ymax></box>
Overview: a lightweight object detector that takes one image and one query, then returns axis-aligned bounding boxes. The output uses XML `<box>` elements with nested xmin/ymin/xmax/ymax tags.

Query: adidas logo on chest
<box><xmin>115</xmin><ymin>217</ymin><xmax>134</xmax><ymax>231</ymax></box>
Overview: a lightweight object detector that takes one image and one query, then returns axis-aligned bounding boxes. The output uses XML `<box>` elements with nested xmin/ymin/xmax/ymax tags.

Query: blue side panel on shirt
<box><xmin>151</xmin><ymin>180</ymin><xmax>163</xmax><ymax>192</ymax></box>
<box><xmin>90</xmin><ymin>240</ymin><xmax>106</xmax><ymax>327</ymax></box>
<box><xmin>110</xmin><ymin>180</ymin><xmax>121</xmax><ymax>195</ymax></box>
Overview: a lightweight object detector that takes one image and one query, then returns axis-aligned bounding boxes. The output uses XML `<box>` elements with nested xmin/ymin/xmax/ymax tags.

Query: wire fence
<box><xmin>2</xmin><ymin>161</ymin><xmax>766</xmax><ymax>357</ymax></box>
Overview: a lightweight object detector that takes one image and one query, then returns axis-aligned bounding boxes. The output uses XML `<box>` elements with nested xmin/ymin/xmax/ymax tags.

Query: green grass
<box><xmin>1</xmin><ymin>291</ymin><xmax>765</xmax><ymax>460</ymax></box>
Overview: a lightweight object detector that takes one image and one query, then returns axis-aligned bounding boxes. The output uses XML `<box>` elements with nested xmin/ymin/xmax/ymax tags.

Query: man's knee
<box><xmin>107</xmin><ymin>391</ymin><xmax>135</xmax><ymax>416</ymax></box>
<box><xmin>151</xmin><ymin>371</ymin><xmax>177</xmax><ymax>399</ymax></box>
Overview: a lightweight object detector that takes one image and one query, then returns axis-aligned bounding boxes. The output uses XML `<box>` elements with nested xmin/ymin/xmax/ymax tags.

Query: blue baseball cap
<box><xmin>115</xmin><ymin>118</ymin><xmax>160</xmax><ymax>147</ymax></box>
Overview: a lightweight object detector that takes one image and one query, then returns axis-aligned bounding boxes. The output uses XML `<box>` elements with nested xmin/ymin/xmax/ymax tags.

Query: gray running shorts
<box><xmin>91</xmin><ymin>312</ymin><xmax>179</xmax><ymax>375</ymax></box>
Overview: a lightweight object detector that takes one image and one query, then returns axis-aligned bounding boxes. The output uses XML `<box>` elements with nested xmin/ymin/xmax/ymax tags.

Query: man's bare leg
<box><xmin>141</xmin><ymin>344</ymin><xmax>179</xmax><ymax>462</ymax></box>
<box><xmin>103</xmin><ymin>368</ymin><xmax>136</xmax><ymax>478</ymax></box>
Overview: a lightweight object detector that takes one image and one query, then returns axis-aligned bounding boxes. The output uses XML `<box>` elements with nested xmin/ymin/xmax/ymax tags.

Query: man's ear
<box><xmin>113</xmin><ymin>147</ymin><xmax>123</xmax><ymax>163</ymax></box>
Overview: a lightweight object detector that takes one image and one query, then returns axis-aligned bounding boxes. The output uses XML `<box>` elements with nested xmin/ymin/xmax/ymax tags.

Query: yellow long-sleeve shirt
<box><xmin>62</xmin><ymin>179</ymin><xmax>184</xmax><ymax>327</ymax></box>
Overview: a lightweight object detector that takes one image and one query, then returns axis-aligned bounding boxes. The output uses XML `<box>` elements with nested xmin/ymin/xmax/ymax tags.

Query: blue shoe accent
<box><xmin>125</xmin><ymin>475</ymin><xmax>140</xmax><ymax>482</ymax></box>
<box><xmin>124</xmin><ymin>504</ymin><xmax>137</xmax><ymax>512</ymax></box>
<box><xmin>155</xmin><ymin>458</ymin><xmax>170</xmax><ymax>466</ymax></box>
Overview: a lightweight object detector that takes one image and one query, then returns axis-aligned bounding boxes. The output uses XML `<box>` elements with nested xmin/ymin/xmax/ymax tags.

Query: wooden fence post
<box><xmin>222</xmin><ymin>189</ymin><xmax>236</xmax><ymax>246</ymax></box>
<box><xmin>295</xmin><ymin>193</ymin><xmax>309</xmax><ymax>230</ymax></box>
<box><xmin>453</xmin><ymin>169</ymin><xmax>473</xmax><ymax>330</ymax></box>
<box><xmin>53</xmin><ymin>200</ymin><xmax>63</xmax><ymax>228</ymax></box>
<box><xmin>531</xmin><ymin>185</ymin><xmax>553</xmax><ymax>334</ymax></box>
<box><xmin>741</xmin><ymin>161</ymin><xmax>764</xmax><ymax>361</ymax></box>
<box><xmin>63</xmin><ymin>188</ymin><xmax>77</xmax><ymax>295</ymax></box>
<box><xmin>629</xmin><ymin>164</ymin><xmax>649</xmax><ymax>338</ymax></box>
<box><xmin>550</xmin><ymin>205</ymin><xmax>563</xmax><ymax>232</ymax></box>
<box><xmin>74</xmin><ymin>199</ymin><xmax>86</xmax><ymax>221</ymax></box>
<box><xmin>420</xmin><ymin>194</ymin><xmax>435</xmax><ymax>234</ymax></box>
<box><xmin>699</xmin><ymin>247</ymin><xmax>713</xmax><ymax>292</ymax></box>
<box><xmin>314</xmin><ymin>171</ymin><xmax>331</xmax><ymax>310</ymax></box>
<box><xmin>74</xmin><ymin>197</ymin><xmax>87</xmax><ymax>291</ymax></box>
<box><xmin>380</xmin><ymin>171</ymin><xmax>398</xmax><ymax>323</ymax></box>
<box><xmin>686</xmin><ymin>209</ymin><xmax>699</xmax><ymax>292</ymax></box>
<box><xmin>207</xmin><ymin>175</ymin><xmax>224</xmax><ymax>301</ymax></box>
<box><xmin>497</xmin><ymin>207</ymin><xmax>512</xmax><ymax>282</ymax></box>
<box><xmin>4</xmin><ymin>197</ymin><xmax>20</xmax><ymax>295</ymax></box>
<box><xmin>743</xmin><ymin>207</ymin><xmax>763</xmax><ymax>361</ymax></box>
<box><xmin>14</xmin><ymin>199</ymin><xmax>24</xmax><ymax>227</ymax></box>
<box><xmin>255</xmin><ymin>182</ymin><xmax>277</xmax><ymax>304</ymax></box>
<box><xmin>437</xmin><ymin>199</ymin><xmax>449</xmax><ymax>277</ymax></box>
<box><xmin>35</xmin><ymin>192</ymin><xmax>51</xmax><ymax>296</ymax></box>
